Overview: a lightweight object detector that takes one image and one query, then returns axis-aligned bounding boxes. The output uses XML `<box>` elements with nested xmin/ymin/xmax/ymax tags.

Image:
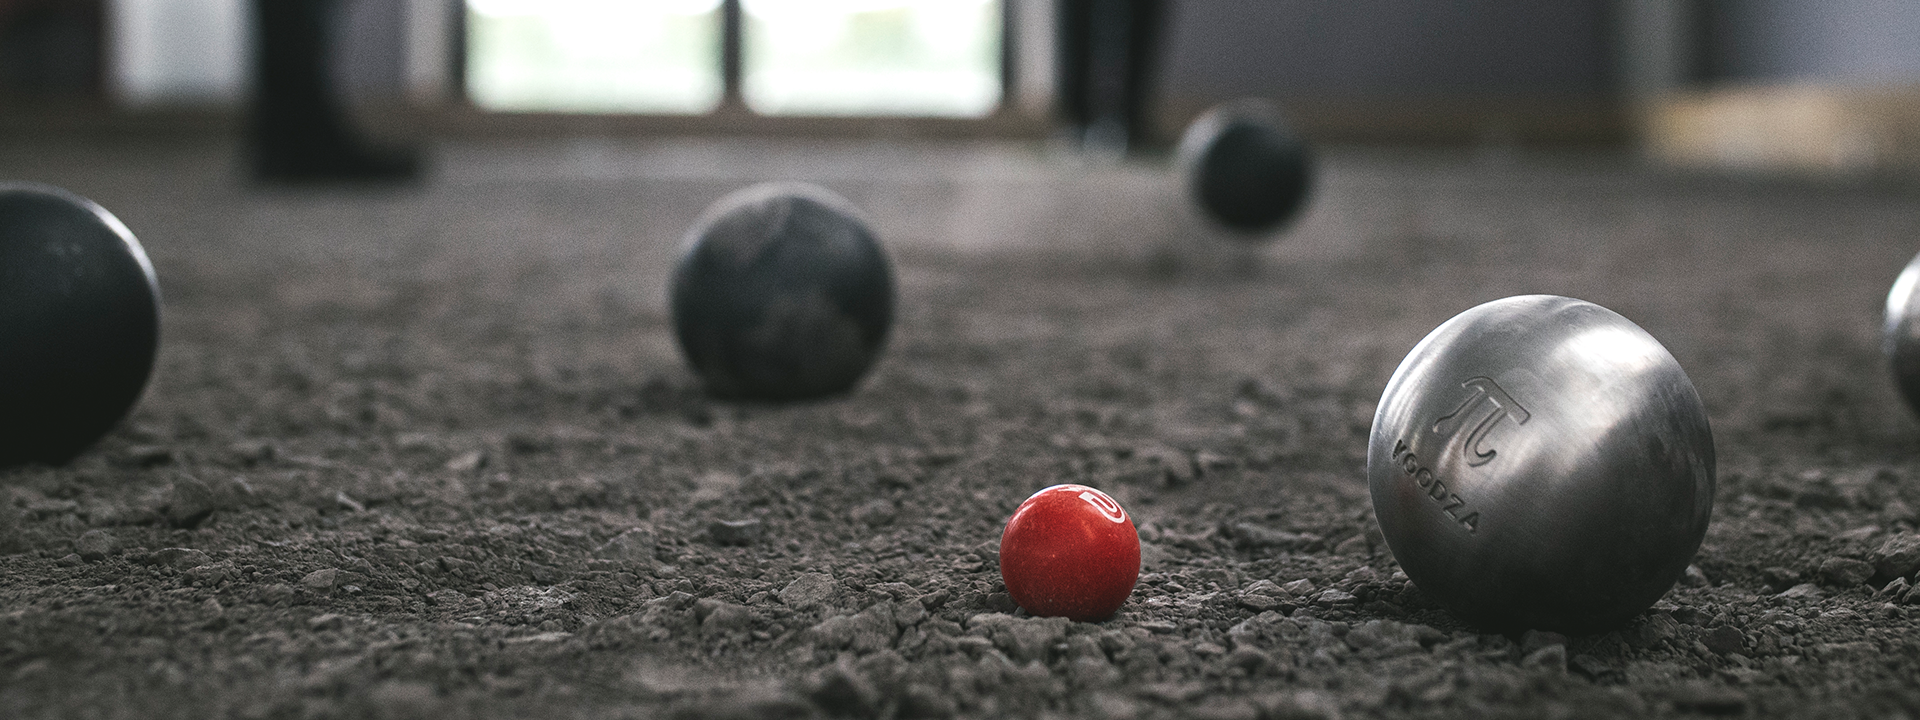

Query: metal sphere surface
<box><xmin>1368</xmin><ymin>295</ymin><xmax>1714</xmax><ymax>634</ymax></box>
<box><xmin>670</xmin><ymin>183</ymin><xmax>894</xmax><ymax>401</ymax></box>
<box><xmin>1883</xmin><ymin>250</ymin><xmax>1920</xmax><ymax>416</ymax></box>
<box><xmin>0</xmin><ymin>183</ymin><xmax>161</xmax><ymax>467</ymax></box>
<box><xmin>1176</xmin><ymin>99</ymin><xmax>1313</xmax><ymax>237</ymax></box>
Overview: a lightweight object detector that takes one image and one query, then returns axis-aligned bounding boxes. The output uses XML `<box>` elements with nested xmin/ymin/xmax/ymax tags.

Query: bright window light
<box><xmin>742</xmin><ymin>0</ymin><xmax>1001</xmax><ymax>117</ymax></box>
<box><xmin>466</xmin><ymin>0</ymin><xmax>723</xmax><ymax>114</ymax></box>
<box><xmin>108</xmin><ymin>0</ymin><xmax>251</xmax><ymax>107</ymax></box>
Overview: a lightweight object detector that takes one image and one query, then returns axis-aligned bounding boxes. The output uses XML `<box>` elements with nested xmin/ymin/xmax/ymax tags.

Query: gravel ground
<box><xmin>2</xmin><ymin>136</ymin><xmax>1920</xmax><ymax>719</ymax></box>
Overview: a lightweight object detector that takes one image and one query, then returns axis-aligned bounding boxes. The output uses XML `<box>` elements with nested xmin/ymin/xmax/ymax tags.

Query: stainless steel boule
<box><xmin>1368</xmin><ymin>295</ymin><xmax>1715</xmax><ymax>634</ymax></box>
<box><xmin>1884</xmin><ymin>250</ymin><xmax>1920</xmax><ymax>416</ymax></box>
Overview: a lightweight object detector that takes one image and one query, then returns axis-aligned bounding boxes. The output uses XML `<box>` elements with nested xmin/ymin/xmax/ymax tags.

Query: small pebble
<box><xmin>1569</xmin><ymin>654</ymin><xmax>1611</xmax><ymax>678</ymax></box>
<box><xmin>151</xmin><ymin>548</ymin><xmax>213</xmax><ymax>570</ymax></box>
<box><xmin>709</xmin><ymin>518</ymin><xmax>765</xmax><ymax>546</ymax></box>
<box><xmin>1837</xmin><ymin>525</ymin><xmax>1881</xmax><ymax>542</ymax></box>
<box><xmin>1521</xmin><ymin>644</ymin><xmax>1567</xmax><ymax>673</ymax></box>
<box><xmin>74</xmin><ymin>529</ymin><xmax>116</xmax><ymax>561</ymax></box>
<box><xmin>165</xmin><ymin>475</ymin><xmax>218</xmax><ymax>528</ymax></box>
<box><xmin>1332</xmin><ymin>535</ymin><xmax>1370</xmax><ymax>556</ymax></box>
<box><xmin>1314</xmin><ymin>589</ymin><xmax>1358</xmax><ymax>606</ymax></box>
<box><xmin>1243</xmin><ymin>579</ymin><xmax>1288</xmax><ymax>597</ymax></box>
<box><xmin>595</xmin><ymin>526</ymin><xmax>659</xmax><ymax>564</ymax></box>
<box><xmin>1702</xmin><ymin>625</ymin><xmax>1745</xmax><ymax>655</ymax></box>
<box><xmin>971</xmin><ymin>540</ymin><xmax>1000</xmax><ymax>564</ymax></box>
<box><xmin>1520</xmin><ymin>629</ymin><xmax>1568</xmax><ymax>653</ymax></box>
<box><xmin>1870</xmin><ymin>533</ymin><xmax>1920</xmax><ymax>580</ymax></box>
<box><xmin>120</xmin><ymin>445</ymin><xmax>173</xmax><ymax>467</ymax></box>
<box><xmin>1239</xmin><ymin>581</ymin><xmax>1288</xmax><ymax>611</ymax></box>
<box><xmin>1139</xmin><ymin>620</ymin><xmax>1178</xmax><ymax>634</ymax></box>
<box><xmin>1762</xmin><ymin>567</ymin><xmax>1801</xmax><ymax>590</ymax></box>
<box><xmin>225</xmin><ymin>440</ymin><xmax>276</xmax><ymax>465</ymax></box>
<box><xmin>302</xmin><ymin>568</ymin><xmax>340</xmax><ymax>594</ymax></box>
<box><xmin>1818</xmin><ymin>557</ymin><xmax>1874</xmax><ymax>587</ymax></box>
<box><xmin>1775</xmin><ymin>583</ymin><xmax>1822</xmax><ymax>600</ymax></box>
<box><xmin>1227</xmin><ymin>523</ymin><xmax>1313</xmax><ymax>549</ymax></box>
<box><xmin>445</xmin><ymin>450</ymin><xmax>486</xmax><ymax>472</ymax></box>
<box><xmin>697</xmin><ymin>599</ymin><xmax>754</xmax><ymax>633</ymax></box>
<box><xmin>985</xmin><ymin>592</ymin><xmax>1017</xmax><ymax>613</ymax></box>
<box><xmin>850</xmin><ymin>500</ymin><xmax>896</xmax><ymax>527</ymax></box>
<box><xmin>780</xmin><ymin>572</ymin><xmax>838</xmax><ymax>610</ymax></box>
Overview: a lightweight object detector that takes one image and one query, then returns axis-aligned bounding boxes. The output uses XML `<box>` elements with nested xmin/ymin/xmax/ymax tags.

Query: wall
<box><xmin>1152</xmin><ymin>0</ymin><xmax>1620</xmax><ymax>142</ymax></box>
<box><xmin>1708</xmin><ymin>0</ymin><xmax>1920</xmax><ymax>86</ymax></box>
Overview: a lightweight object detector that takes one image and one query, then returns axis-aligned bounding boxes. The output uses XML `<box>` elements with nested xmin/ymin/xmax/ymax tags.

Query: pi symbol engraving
<box><xmin>1429</xmin><ymin>377</ymin><xmax>1530</xmax><ymax>467</ymax></box>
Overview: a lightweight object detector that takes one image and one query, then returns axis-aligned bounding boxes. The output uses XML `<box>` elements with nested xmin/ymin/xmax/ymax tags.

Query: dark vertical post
<box><xmin>1056</xmin><ymin>0</ymin><xmax>1163</xmax><ymax>154</ymax></box>
<box><xmin>450</xmin><ymin>0</ymin><xmax>469</xmax><ymax>105</ymax></box>
<box><xmin>252</xmin><ymin>0</ymin><xmax>418</xmax><ymax>182</ymax></box>
<box><xmin>1084</xmin><ymin>0</ymin><xmax>1128</xmax><ymax>146</ymax></box>
<box><xmin>999</xmin><ymin>0</ymin><xmax>1017</xmax><ymax>114</ymax></box>
<box><xmin>1124</xmin><ymin>0</ymin><xmax>1165</xmax><ymax>148</ymax></box>
<box><xmin>720</xmin><ymin>0</ymin><xmax>744</xmax><ymax>111</ymax></box>
<box><xmin>0</xmin><ymin>0</ymin><xmax>105</xmax><ymax>97</ymax></box>
<box><xmin>1056</xmin><ymin>0</ymin><xmax>1090</xmax><ymax>134</ymax></box>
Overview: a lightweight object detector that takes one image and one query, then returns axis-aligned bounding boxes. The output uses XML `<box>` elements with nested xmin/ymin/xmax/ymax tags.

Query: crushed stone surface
<box><xmin>3</xmin><ymin>139</ymin><xmax>1920</xmax><ymax>718</ymax></box>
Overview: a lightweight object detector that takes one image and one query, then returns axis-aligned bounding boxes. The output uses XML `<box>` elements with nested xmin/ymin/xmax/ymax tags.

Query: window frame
<box><xmin>444</xmin><ymin>0</ymin><xmax>1046</xmax><ymax>138</ymax></box>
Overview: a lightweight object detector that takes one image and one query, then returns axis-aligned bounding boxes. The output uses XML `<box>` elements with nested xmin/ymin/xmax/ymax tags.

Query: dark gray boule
<box><xmin>1177</xmin><ymin>100</ymin><xmax>1314</xmax><ymax>236</ymax></box>
<box><xmin>0</xmin><ymin>183</ymin><xmax>161</xmax><ymax>467</ymax></box>
<box><xmin>670</xmin><ymin>183</ymin><xmax>894</xmax><ymax>401</ymax></box>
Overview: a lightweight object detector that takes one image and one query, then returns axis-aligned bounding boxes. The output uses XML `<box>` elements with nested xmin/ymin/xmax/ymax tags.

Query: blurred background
<box><xmin>1</xmin><ymin>0</ymin><xmax>1919</xmax><ymax>174</ymax></box>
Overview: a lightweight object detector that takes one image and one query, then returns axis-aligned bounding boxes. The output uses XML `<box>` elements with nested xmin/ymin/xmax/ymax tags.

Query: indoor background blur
<box><xmin>2</xmin><ymin>0</ymin><xmax>1919</xmax><ymax>174</ymax></box>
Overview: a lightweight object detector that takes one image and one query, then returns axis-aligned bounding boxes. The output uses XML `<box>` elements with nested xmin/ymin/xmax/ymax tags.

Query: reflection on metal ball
<box><xmin>1368</xmin><ymin>295</ymin><xmax>1714</xmax><ymax>634</ymax></box>
<box><xmin>1883</xmin><ymin>250</ymin><xmax>1920</xmax><ymax>416</ymax></box>
<box><xmin>0</xmin><ymin>183</ymin><xmax>161</xmax><ymax>468</ymax></box>
<box><xmin>670</xmin><ymin>183</ymin><xmax>894</xmax><ymax>401</ymax></box>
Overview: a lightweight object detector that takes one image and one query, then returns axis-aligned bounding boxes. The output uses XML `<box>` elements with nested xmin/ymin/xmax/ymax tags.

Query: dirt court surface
<box><xmin>3</xmin><ymin>137</ymin><xmax>1920</xmax><ymax>719</ymax></box>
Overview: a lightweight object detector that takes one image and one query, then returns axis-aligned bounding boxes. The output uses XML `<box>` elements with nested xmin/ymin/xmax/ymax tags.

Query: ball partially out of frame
<box><xmin>1368</xmin><ymin>295</ymin><xmax>1714</xmax><ymax>634</ymax></box>
<box><xmin>670</xmin><ymin>183</ymin><xmax>895</xmax><ymax>402</ymax></box>
<box><xmin>0</xmin><ymin>183</ymin><xmax>161</xmax><ymax>468</ymax></box>
<box><xmin>1882</xmin><ymin>249</ymin><xmax>1920</xmax><ymax>416</ymax></box>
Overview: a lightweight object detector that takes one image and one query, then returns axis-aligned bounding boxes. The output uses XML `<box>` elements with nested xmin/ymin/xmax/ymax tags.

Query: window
<box><xmin>464</xmin><ymin>0</ymin><xmax>1002</xmax><ymax>118</ymax></box>
<box><xmin>466</xmin><ymin>0</ymin><xmax>724</xmax><ymax>114</ymax></box>
<box><xmin>742</xmin><ymin>0</ymin><xmax>1001</xmax><ymax>117</ymax></box>
<box><xmin>107</xmin><ymin>0</ymin><xmax>250</xmax><ymax>106</ymax></box>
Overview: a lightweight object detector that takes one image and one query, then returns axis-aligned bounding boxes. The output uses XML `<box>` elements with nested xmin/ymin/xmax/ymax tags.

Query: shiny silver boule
<box><xmin>1884</xmin><ymin>250</ymin><xmax>1920</xmax><ymax>415</ymax></box>
<box><xmin>1368</xmin><ymin>295</ymin><xmax>1715</xmax><ymax>634</ymax></box>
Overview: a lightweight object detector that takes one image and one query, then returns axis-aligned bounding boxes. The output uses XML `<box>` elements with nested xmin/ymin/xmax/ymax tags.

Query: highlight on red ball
<box><xmin>998</xmin><ymin>484</ymin><xmax>1141</xmax><ymax>622</ymax></box>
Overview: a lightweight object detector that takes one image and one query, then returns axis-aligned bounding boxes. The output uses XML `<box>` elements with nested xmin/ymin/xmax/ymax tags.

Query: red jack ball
<box><xmin>999</xmin><ymin>484</ymin><xmax>1141</xmax><ymax>621</ymax></box>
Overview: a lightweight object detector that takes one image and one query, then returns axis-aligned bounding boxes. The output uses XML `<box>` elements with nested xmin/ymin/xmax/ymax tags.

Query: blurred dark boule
<box><xmin>1177</xmin><ymin>99</ymin><xmax>1314</xmax><ymax>236</ymax></box>
<box><xmin>0</xmin><ymin>183</ymin><xmax>160</xmax><ymax>467</ymax></box>
<box><xmin>670</xmin><ymin>183</ymin><xmax>894</xmax><ymax>402</ymax></box>
<box><xmin>250</xmin><ymin>0</ymin><xmax>418</xmax><ymax>182</ymax></box>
